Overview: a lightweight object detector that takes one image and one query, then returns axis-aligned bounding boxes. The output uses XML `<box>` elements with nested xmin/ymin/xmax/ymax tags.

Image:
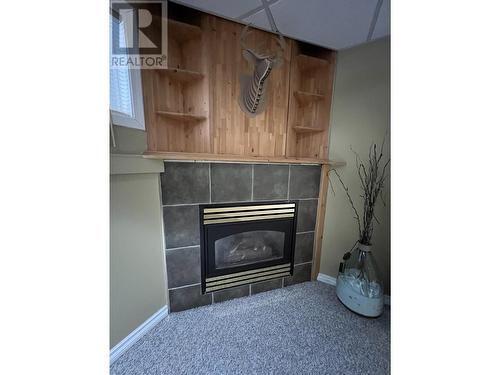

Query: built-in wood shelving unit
<box><xmin>142</xmin><ymin>3</ymin><xmax>337</xmax><ymax>162</ymax></box>
<box><xmin>159</xmin><ymin>68</ymin><xmax>204</xmax><ymax>83</ymax></box>
<box><xmin>293</xmin><ymin>91</ymin><xmax>325</xmax><ymax>106</ymax></box>
<box><xmin>292</xmin><ymin>126</ymin><xmax>325</xmax><ymax>133</ymax></box>
<box><xmin>156</xmin><ymin>111</ymin><xmax>206</xmax><ymax>122</ymax></box>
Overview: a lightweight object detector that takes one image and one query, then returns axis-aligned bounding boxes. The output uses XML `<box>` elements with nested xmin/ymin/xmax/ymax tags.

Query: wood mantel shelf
<box><xmin>142</xmin><ymin>151</ymin><xmax>346</xmax><ymax>167</ymax></box>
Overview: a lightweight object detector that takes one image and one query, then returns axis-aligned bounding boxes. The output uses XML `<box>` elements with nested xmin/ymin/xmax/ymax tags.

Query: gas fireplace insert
<box><xmin>200</xmin><ymin>201</ymin><xmax>298</xmax><ymax>293</ymax></box>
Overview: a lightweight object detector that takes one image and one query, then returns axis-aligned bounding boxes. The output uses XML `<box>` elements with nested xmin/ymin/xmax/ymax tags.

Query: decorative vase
<box><xmin>336</xmin><ymin>242</ymin><xmax>384</xmax><ymax>317</ymax></box>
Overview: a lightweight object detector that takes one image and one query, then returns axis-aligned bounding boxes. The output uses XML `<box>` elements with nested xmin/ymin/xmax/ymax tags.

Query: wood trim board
<box><xmin>311</xmin><ymin>164</ymin><xmax>331</xmax><ymax>280</ymax></box>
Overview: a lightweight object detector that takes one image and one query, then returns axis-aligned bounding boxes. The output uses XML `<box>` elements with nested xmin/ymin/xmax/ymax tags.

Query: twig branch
<box><xmin>329</xmin><ymin>168</ymin><xmax>362</xmax><ymax>239</ymax></box>
<box><xmin>328</xmin><ymin>140</ymin><xmax>390</xmax><ymax>245</ymax></box>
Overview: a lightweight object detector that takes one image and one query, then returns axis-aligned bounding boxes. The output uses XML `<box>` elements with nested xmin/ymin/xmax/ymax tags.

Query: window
<box><xmin>109</xmin><ymin>15</ymin><xmax>145</xmax><ymax>130</ymax></box>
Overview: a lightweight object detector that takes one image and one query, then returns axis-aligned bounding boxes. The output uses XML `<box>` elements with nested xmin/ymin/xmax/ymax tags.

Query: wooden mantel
<box><xmin>143</xmin><ymin>151</ymin><xmax>346</xmax><ymax>167</ymax></box>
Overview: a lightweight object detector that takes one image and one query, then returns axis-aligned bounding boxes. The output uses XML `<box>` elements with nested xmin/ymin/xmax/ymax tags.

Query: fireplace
<box><xmin>200</xmin><ymin>201</ymin><xmax>298</xmax><ymax>293</ymax></box>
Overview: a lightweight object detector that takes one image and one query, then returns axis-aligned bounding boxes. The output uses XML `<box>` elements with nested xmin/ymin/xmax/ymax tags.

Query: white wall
<box><xmin>320</xmin><ymin>37</ymin><xmax>390</xmax><ymax>294</ymax></box>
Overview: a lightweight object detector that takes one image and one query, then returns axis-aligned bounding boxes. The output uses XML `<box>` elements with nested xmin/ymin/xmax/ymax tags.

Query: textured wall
<box><xmin>320</xmin><ymin>37</ymin><xmax>391</xmax><ymax>294</ymax></box>
<box><xmin>110</xmin><ymin>172</ymin><xmax>167</xmax><ymax>347</ymax></box>
<box><xmin>161</xmin><ymin>162</ymin><xmax>321</xmax><ymax>312</ymax></box>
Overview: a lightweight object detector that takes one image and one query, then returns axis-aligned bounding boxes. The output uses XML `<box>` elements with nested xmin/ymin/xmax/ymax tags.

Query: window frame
<box><xmin>110</xmin><ymin>13</ymin><xmax>145</xmax><ymax>131</ymax></box>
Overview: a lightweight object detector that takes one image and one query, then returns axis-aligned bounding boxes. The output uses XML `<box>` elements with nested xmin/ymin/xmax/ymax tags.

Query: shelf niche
<box><xmin>296</xmin><ymin>54</ymin><xmax>329</xmax><ymax>71</ymax></box>
<box><xmin>142</xmin><ymin>4</ymin><xmax>210</xmax><ymax>153</ymax></box>
<box><xmin>293</xmin><ymin>91</ymin><xmax>325</xmax><ymax>106</ymax></box>
<box><xmin>286</xmin><ymin>41</ymin><xmax>336</xmax><ymax>159</ymax></box>
<box><xmin>158</xmin><ymin>68</ymin><xmax>204</xmax><ymax>83</ymax></box>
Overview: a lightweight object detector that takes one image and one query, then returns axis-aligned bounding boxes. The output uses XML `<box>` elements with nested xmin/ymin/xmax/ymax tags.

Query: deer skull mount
<box><xmin>238</xmin><ymin>25</ymin><xmax>286</xmax><ymax>117</ymax></box>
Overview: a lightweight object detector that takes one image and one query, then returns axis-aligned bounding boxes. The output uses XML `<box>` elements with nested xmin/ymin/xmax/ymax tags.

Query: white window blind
<box><xmin>109</xmin><ymin>16</ymin><xmax>133</xmax><ymax>117</ymax></box>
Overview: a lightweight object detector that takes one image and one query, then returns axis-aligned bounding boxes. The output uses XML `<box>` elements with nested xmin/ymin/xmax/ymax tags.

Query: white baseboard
<box><xmin>317</xmin><ymin>273</ymin><xmax>391</xmax><ymax>306</ymax></box>
<box><xmin>317</xmin><ymin>273</ymin><xmax>337</xmax><ymax>286</ymax></box>
<box><xmin>110</xmin><ymin>305</ymin><xmax>168</xmax><ymax>365</ymax></box>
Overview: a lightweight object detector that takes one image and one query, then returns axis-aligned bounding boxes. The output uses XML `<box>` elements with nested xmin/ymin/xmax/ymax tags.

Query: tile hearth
<box><xmin>161</xmin><ymin>161</ymin><xmax>321</xmax><ymax>312</ymax></box>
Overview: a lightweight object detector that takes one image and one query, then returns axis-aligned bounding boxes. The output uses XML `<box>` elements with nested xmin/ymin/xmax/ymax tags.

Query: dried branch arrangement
<box><xmin>328</xmin><ymin>142</ymin><xmax>390</xmax><ymax>246</ymax></box>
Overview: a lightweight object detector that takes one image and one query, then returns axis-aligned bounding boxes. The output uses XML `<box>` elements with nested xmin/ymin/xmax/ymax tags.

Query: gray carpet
<box><xmin>110</xmin><ymin>281</ymin><xmax>390</xmax><ymax>375</ymax></box>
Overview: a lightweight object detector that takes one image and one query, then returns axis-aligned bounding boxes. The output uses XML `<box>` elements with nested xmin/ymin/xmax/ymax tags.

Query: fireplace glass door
<box><xmin>205</xmin><ymin>219</ymin><xmax>293</xmax><ymax>277</ymax></box>
<box><xmin>214</xmin><ymin>230</ymin><xmax>285</xmax><ymax>270</ymax></box>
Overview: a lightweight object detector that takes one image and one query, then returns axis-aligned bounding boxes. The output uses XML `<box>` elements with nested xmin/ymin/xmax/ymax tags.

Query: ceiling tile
<box><xmin>269</xmin><ymin>0</ymin><xmax>379</xmax><ymax>50</ymax></box>
<box><xmin>172</xmin><ymin>0</ymin><xmax>262</xmax><ymax>19</ymax></box>
<box><xmin>242</xmin><ymin>8</ymin><xmax>272</xmax><ymax>31</ymax></box>
<box><xmin>371</xmin><ymin>0</ymin><xmax>390</xmax><ymax>40</ymax></box>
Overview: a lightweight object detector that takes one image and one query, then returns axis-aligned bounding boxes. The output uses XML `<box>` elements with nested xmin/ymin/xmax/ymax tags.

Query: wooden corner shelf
<box><xmin>293</xmin><ymin>91</ymin><xmax>325</xmax><ymax>106</ymax></box>
<box><xmin>286</xmin><ymin>41</ymin><xmax>335</xmax><ymax>160</ymax></box>
<box><xmin>156</xmin><ymin>111</ymin><xmax>206</xmax><ymax>122</ymax></box>
<box><xmin>168</xmin><ymin>20</ymin><xmax>202</xmax><ymax>43</ymax></box>
<box><xmin>293</xmin><ymin>126</ymin><xmax>326</xmax><ymax>134</ymax></box>
<box><xmin>296</xmin><ymin>54</ymin><xmax>328</xmax><ymax>71</ymax></box>
<box><xmin>158</xmin><ymin>68</ymin><xmax>204</xmax><ymax>83</ymax></box>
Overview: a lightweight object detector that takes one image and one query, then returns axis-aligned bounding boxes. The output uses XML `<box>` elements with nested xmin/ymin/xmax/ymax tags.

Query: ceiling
<box><xmin>171</xmin><ymin>0</ymin><xmax>390</xmax><ymax>50</ymax></box>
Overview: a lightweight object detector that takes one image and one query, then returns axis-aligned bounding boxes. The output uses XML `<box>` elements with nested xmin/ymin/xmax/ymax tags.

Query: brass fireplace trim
<box><xmin>206</xmin><ymin>263</ymin><xmax>291</xmax><ymax>282</ymax></box>
<box><xmin>203</xmin><ymin>203</ymin><xmax>296</xmax><ymax>224</ymax></box>
<box><xmin>207</xmin><ymin>269</ymin><xmax>289</xmax><ymax>287</ymax></box>
<box><xmin>204</xmin><ymin>213</ymin><xmax>294</xmax><ymax>225</ymax></box>
<box><xmin>203</xmin><ymin>203</ymin><xmax>295</xmax><ymax>214</ymax></box>
<box><xmin>204</xmin><ymin>208</ymin><xmax>295</xmax><ymax>219</ymax></box>
<box><xmin>205</xmin><ymin>271</ymin><xmax>291</xmax><ymax>292</ymax></box>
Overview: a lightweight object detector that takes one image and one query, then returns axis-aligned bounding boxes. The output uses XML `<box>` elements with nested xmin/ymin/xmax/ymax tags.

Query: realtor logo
<box><xmin>110</xmin><ymin>1</ymin><xmax>167</xmax><ymax>69</ymax></box>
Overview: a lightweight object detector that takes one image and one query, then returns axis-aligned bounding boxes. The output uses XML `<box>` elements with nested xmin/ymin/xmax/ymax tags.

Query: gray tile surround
<box><xmin>284</xmin><ymin>263</ymin><xmax>313</xmax><ymax>286</ymax></box>
<box><xmin>210</xmin><ymin>163</ymin><xmax>252</xmax><ymax>202</ymax></box>
<box><xmin>213</xmin><ymin>285</ymin><xmax>250</xmax><ymax>303</ymax></box>
<box><xmin>165</xmin><ymin>246</ymin><xmax>201</xmax><ymax>289</ymax></box>
<box><xmin>294</xmin><ymin>232</ymin><xmax>314</xmax><ymax>264</ymax></box>
<box><xmin>297</xmin><ymin>199</ymin><xmax>318</xmax><ymax>232</ymax></box>
<box><xmin>163</xmin><ymin>205</ymin><xmax>200</xmax><ymax>248</ymax></box>
<box><xmin>251</xmin><ymin>278</ymin><xmax>283</xmax><ymax>295</ymax></box>
<box><xmin>253</xmin><ymin>164</ymin><xmax>289</xmax><ymax>200</ymax></box>
<box><xmin>161</xmin><ymin>162</ymin><xmax>209</xmax><ymax>205</ymax></box>
<box><xmin>161</xmin><ymin>161</ymin><xmax>319</xmax><ymax>312</ymax></box>
<box><xmin>289</xmin><ymin>165</ymin><xmax>321</xmax><ymax>199</ymax></box>
<box><xmin>169</xmin><ymin>284</ymin><xmax>212</xmax><ymax>313</ymax></box>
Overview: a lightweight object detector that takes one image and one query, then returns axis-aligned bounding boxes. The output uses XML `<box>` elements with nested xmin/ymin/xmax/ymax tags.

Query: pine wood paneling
<box><xmin>207</xmin><ymin>16</ymin><xmax>291</xmax><ymax>157</ymax></box>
